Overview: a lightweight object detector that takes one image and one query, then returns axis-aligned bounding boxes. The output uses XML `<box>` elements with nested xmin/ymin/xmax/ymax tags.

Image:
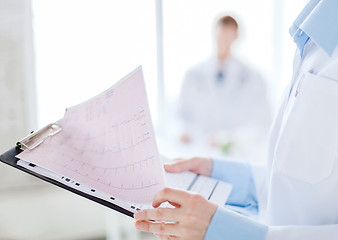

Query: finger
<box><xmin>153</xmin><ymin>188</ymin><xmax>191</xmax><ymax>208</ymax></box>
<box><xmin>135</xmin><ymin>220</ymin><xmax>179</xmax><ymax>236</ymax></box>
<box><xmin>154</xmin><ymin>234</ymin><xmax>181</xmax><ymax>240</ymax></box>
<box><xmin>134</xmin><ymin>207</ymin><xmax>180</xmax><ymax>222</ymax></box>
<box><xmin>168</xmin><ymin>201</ymin><xmax>181</xmax><ymax>208</ymax></box>
<box><xmin>164</xmin><ymin>159</ymin><xmax>194</xmax><ymax>173</ymax></box>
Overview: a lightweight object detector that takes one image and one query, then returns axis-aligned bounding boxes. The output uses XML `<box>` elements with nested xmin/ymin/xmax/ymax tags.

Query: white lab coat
<box><xmin>253</xmin><ymin>40</ymin><xmax>338</xmax><ymax>239</ymax></box>
<box><xmin>179</xmin><ymin>56</ymin><xmax>271</xmax><ymax>139</ymax></box>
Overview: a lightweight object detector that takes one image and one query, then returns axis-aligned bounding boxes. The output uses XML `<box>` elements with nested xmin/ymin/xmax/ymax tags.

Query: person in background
<box><xmin>178</xmin><ymin>15</ymin><xmax>271</xmax><ymax>151</ymax></box>
<box><xmin>134</xmin><ymin>0</ymin><xmax>338</xmax><ymax>239</ymax></box>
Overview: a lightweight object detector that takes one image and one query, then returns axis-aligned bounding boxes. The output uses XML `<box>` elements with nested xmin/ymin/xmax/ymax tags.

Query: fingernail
<box><xmin>134</xmin><ymin>212</ymin><xmax>141</xmax><ymax>220</ymax></box>
<box><xmin>135</xmin><ymin>221</ymin><xmax>145</xmax><ymax>230</ymax></box>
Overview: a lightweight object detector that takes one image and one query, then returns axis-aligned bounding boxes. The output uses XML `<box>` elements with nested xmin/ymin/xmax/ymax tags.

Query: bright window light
<box><xmin>33</xmin><ymin>0</ymin><xmax>158</xmax><ymax>128</ymax></box>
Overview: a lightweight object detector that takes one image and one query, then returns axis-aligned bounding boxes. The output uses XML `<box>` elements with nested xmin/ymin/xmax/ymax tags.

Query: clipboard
<box><xmin>0</xmin><ymin>67</ymin><xmax>232</xmax><ymax>219</ymax></box>
<box><xmin>0</xmin><ymin>123</ymin><xmax>134</xmax><ymax>218</ymax></box>
<box><xmin>0</xmin><ymin>66</ymin><xmax>169</xmax><ymax>217</ymax></box>
<box><xmin>0</xmin><ymin>124</ymin><xmax>233</xmax><ymax>219</ymax></box>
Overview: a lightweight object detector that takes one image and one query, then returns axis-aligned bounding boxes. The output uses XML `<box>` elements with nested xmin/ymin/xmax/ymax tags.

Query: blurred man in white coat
<box><xmin>179</xmin><ymin>15</ymin><xmax>271</xmax><ymax>147</ymax></box>
<box><xmin>134</xmin><ymin>0</ymin><xmax>338</xmax><ymax>239</ymax></box>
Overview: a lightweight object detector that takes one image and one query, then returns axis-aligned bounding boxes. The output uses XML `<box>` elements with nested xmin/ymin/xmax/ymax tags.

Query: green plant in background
<box><xmin>221</xmin><ymin>142</ymin><xmax>232</xmax><ymax>154</ymax></box>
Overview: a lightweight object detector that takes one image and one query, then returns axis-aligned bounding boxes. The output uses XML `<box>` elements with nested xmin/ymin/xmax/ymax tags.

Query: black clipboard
<box><xmin>0</xmin><ymin>145</ymin><xmax>134</xmax><ymax>218</ymax></box>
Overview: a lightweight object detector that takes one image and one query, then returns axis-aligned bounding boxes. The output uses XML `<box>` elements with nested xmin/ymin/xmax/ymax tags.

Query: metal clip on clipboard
<box><xmin>17</xmin><ymin>123</ymin><xmax>62</xmax><ymax>151</ymax></box>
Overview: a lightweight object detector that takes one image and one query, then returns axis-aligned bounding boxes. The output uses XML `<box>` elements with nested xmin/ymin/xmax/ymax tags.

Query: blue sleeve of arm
<box><xmin>204</xmin><ymin>206</ymin><xmax>268</xmax><ymax>240</ymax></box>
<box><xmin>212</xmin><ymin>159</ymin><xmax>259</xmax><ymax>215</ymax></box>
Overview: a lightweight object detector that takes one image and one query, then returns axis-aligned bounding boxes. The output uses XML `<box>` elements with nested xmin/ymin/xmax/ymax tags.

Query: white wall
<box><xmin>0</xmin><ymin>0</ymin><xmax>36</xmax><ymax>154</ymax></box>
<box><xmin>0</xmin><ymin>3</ymin><xmax>108</xmax><ymax>240</ymax></box>
<box><xmin>33</xmin><ymin>0</ymin><xmax>158</xmax><ymax>128</ymax></box>
<box><xmin>0</xmin><ymin>0</ymin><xmax>38</xmax><ymax>188</ymax></box>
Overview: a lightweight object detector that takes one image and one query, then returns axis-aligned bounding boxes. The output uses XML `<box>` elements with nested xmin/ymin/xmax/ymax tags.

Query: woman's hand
<box><xmin>164</xmin><ymin>157</ymin><xmax>213</xmax><ymax>177</ymax></box>
<box><xmin>134</xmin><ymin>187</ymin><xmax>218</xmax><ymax>240</ymax></box>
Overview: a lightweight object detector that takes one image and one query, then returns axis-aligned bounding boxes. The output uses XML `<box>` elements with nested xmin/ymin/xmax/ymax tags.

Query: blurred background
<box><xmin>0</xmin><ymin>0</ymin><xmax>306</xmax><ymax>239</ymax></box>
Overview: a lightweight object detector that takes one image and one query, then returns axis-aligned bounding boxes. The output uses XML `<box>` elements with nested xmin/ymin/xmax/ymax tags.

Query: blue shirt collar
<box><xmin>290</xmin><ymin>0</ymin><xmax>338</xmax><ymax>56</ymax></box>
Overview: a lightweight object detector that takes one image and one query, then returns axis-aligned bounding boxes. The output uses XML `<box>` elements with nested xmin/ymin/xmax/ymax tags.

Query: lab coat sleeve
<box><xmin>251</xmin><ymin>163</ymin><xmax>269</xmax><ymax>217</ymax></box>
<box><xmin>212</xmin><ymin>159</ymin><xmax>259</xmax><ymax>215</ymax></box>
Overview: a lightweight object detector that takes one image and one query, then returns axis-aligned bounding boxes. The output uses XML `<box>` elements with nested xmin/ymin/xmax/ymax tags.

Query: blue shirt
<box><xmin>290</xmin><ymin>0</ymin><xmax>338</xmax><ymax>56</ymax></box>
<box><xmin>204</xmin><ymin>159</ymin><xmax>267</xmax><ymax>240</ymax></box>
<box><xmin>212</xmin><ymin>159</ymin><xmax>259</xmax><ymax>216</ymax></box>
<box><xmin>204</xmin><ymin>1</ymin><xmax>338</xmax><ymax>239</ymax></box>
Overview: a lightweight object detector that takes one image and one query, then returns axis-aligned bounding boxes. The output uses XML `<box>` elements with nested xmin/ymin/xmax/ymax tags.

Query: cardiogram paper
<box><xmin>17</xmin><ymin>67</ymin><xmax>165</xmax><ymax>203</ymax></box>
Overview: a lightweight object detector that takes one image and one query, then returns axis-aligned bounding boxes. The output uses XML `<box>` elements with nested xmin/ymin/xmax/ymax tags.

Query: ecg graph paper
<box><xmin>18</xmin><ymin>67</ymin><xmax>165</xmax><ymax>203</ymax></box>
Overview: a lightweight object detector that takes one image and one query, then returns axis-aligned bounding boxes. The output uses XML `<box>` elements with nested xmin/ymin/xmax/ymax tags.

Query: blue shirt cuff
<box><xmin>205</xmin><ymin>206</ymin><xmax>268</xmax><ymax>240</ymax></box>
<box><xmin>212</xmin><ymin>159</ymin><xmax>258</xmax><ymax>215</ymax></box>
